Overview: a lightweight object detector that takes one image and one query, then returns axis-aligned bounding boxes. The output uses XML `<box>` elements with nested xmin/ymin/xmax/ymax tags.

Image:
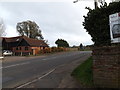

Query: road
<box><xmin>2</xmin><ymin>51</ymin><xmax>91</xmax><ymax>88</ymax></box>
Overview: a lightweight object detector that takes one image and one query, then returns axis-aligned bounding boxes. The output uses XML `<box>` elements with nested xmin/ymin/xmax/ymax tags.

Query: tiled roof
<box><xmin>22</xmin><ymin>36</ymin><xmax>48</xmax><ymax>47</ymax></box>
<box><xmin>2</xmin><ymin>36</ymin><xmax>48</xmax><ymax>47</ymax></box>
<box><xmin>2</xmin><ymin>36</ymin><xmax>23</xmax><ymax>42</ymax></box>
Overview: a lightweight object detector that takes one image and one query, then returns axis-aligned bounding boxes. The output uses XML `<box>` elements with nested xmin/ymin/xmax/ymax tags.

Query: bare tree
<box><xmin>0</xmin><ymin>18</ymin><xmax>6</xmax><ymax>37</ymax></box>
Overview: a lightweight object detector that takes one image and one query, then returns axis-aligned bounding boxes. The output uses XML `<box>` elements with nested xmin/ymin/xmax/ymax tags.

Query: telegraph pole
<box><xmin>94</xmin><ymin>0</ymin><xmax>98</xmax><ymax>9</ymax></box>
<box><xmin>73</xmin><ymin>0</ymin><xmax>98</xmax><ymax>9</ymax></box>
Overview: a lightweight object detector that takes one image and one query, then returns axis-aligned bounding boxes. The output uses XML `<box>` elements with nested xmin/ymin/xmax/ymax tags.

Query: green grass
<box><xmin>71</xmin><ymin>56</ymin><xmax>93</xmax><ymax>87</ymax></box>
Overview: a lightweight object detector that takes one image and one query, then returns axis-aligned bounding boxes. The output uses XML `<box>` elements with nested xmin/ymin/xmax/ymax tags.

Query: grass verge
<box><xmin>71</xmin><ymin>56</ymin><xmax>93</xmax><ymax>87</ymax></box>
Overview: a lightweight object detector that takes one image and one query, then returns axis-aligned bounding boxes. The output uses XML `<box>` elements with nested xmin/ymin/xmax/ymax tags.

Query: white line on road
<box><xmin>42</xmin><ymin>57</ymin><xmax>57</xmax><ymax>61</ymax></box>
<box><xmin>15</xmin><ymin>69</ymin><xmax>55</xmax><ymax>89</ymax></box>
<box><xmin>42</xmin><ymin>58</ymin><xmax>48</xmax><ymax>60</ymax></box>
<box><xmin>1</xmin><ymin>62</ymin><xmax>30</xmax><ymax>69</ymax></box>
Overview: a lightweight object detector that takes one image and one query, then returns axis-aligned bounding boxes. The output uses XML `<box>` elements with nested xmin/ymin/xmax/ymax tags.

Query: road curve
<box><xmin>2</xmin><ymin>51</ymin><xmax>92</xmax><ymax>88</ymax></box>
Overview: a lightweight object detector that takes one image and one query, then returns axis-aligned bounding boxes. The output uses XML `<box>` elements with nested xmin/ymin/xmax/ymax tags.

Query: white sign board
<box><xmin>109</xmin><ymin>12</ymin><xmax>120</xmax><ymax>43</ymax></box>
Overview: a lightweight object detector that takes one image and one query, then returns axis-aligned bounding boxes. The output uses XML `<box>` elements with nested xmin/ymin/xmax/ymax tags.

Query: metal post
<box><xmin>73</xmin><ymin>0</ymin><xmax>98</xmax><ymax>9</ymax></box>
<box><xmin>21</xmin><ymin>52</ymin><xmax>22</xmax><ymax>56</ymax></box>
<box><xmin>94</xmin><ymin>0</ymin><xmax>98</xmax><ymax>9</ymax></box>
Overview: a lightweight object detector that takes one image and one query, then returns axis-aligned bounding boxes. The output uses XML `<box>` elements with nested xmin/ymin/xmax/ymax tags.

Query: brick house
<box><xmin>2</xmin><ymin>36</ymin><xmax>49</xmax><ymax>55</ymax></box>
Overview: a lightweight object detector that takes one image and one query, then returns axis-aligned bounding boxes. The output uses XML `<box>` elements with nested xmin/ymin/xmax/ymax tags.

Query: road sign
<box><xmin>109</xmin><ymin>12</ymin><xmax>120</xmax><ymax>43</ymax></box>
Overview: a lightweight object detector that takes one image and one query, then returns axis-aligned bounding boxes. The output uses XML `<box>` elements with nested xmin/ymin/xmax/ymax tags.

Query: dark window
<box><xmin>25</xmin><ymin>47</ymin><xmax>28</xmax><ymax>50</ymax></box>
<box><xmin>19</xmin><ymin>47</ymin><xmax>21</xmax><ymax>50</ymax></box>
<box><xmin>43</xmin><ymin>47</ymin><xmax>45</xmax><ymax>49</ymax></box>
<box><xmin>16</xmin><ymin>47</ymin><xmax>18</xmax><ymax>50</ymax></box>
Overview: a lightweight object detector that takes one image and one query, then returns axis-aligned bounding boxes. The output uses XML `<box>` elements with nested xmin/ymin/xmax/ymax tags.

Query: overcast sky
<box><xmin>0</xmin><ymin>0</ymin><xmax>111</xmax><ymax>47</ymax></box>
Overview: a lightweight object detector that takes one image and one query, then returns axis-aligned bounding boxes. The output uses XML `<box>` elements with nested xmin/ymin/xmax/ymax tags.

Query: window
<box><xmin>25</xmin><ymin>47</ymin><xmax>28</xmax><ymax>50</ymax></box>
<box><xmin>16</xmin><ymin>47</ymin><xmax>21</xmax><ymax>50</ymax></box>
<box><xmin>16</xmin><ymin>47</ymin><xmax>18</xmax><ymax>50</ymax></box>
<box><xmin>43</xmin><ymin>47</ymin><xmax>45</xmax><ymax>49</ymax></box>
<box><xmin>19</xmin><ymin>47</ymin><xmax>21</xmax><ymax>50</ymax></box>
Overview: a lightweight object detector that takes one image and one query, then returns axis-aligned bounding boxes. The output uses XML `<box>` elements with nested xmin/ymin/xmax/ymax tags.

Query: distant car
<box><xmin>3</xmin><ymin>50</ymin><xmax>13</xmax><ymax>56</ymax></box>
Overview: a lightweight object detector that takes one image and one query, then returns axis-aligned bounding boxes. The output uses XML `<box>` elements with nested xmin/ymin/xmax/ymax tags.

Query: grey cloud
<box><xmin>0</xmin><ymin>2</ymin><xmax>93</xmax><ymax>46</ymax></box>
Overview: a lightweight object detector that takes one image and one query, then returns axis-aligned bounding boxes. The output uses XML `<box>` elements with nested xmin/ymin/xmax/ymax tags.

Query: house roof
<box><xmin>2</xmin><ymin>36</ymin><xmax>48</xmax><ymax>47</ymax></box>
<box><xmin>2</xmin><ymin>36</ymin><xmax>23</xmax><ymax>42</ymax></box>
<box><xmin>22</xmin><ymin>36</ymin><xmax>48</xmax><ymax>47</ymax></box>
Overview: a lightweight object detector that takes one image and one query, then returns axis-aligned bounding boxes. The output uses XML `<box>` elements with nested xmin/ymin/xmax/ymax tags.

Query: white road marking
<box><xmin>16</xmin><ymin>69</ymin><xmax>55</xmax><ymax>89</ymax></box>
<box><xmin>42</xmin><ymin>58</ymin><xmax>48</xmax><ymax>60</ymax></box>
<box><xmin>42</xmin><ymin>57</ymin><xmax>57</xmax><ymax>61</ymax></box>
<box><xmin>1</xmin><ymin>62</ymin><xmax>30</xmax><ymax>69</ymax></box>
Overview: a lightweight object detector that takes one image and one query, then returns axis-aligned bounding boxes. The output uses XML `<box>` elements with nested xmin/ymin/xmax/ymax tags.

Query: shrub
<box><xmin>83</xmin><ymin>1</ymin><xmax>120</xmax><ymax>46</ymax></box>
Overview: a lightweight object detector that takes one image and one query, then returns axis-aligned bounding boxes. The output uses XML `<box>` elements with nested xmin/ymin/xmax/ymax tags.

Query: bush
<box><xmin>83</xmin><ymin>1</ymin><xmax>120</xmax><ymax>46</ymax></box>
<box><xmin>39</xmin><ymin>47</ymin><xmax>66</xmax><ymax>54</ymax></box>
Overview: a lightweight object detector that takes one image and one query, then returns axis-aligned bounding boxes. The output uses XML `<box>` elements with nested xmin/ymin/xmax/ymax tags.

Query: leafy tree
<box><xmin>55</xmin><ymin>39</ymin><xmax>69</xmax><ymax>47</ymax></box>
<box><xmin>16</xmin><ymin>20</ymin><xmax>44</xmax><ymax>40</ymax></box>
<box><xmin>0</xmin><ymin>19</ymin><xmax>6</xmax><ymax>37</ymax></box>
<box><xmin>83</xmin><ymin>1</ymin><xmax>120</xmax><ymax>46</ymax></box>
<box><xmin>80</xmin><ymin>43</ymin><xmax>83</xmax><ymax>49</ymax></box>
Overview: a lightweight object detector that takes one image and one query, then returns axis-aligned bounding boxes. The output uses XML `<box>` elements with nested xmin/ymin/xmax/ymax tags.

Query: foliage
<box><xmin>51</xmin><ymin>47</ymin><xmax>64</xmax><ymax>52</ymax></box>
<box><xmin>80</xmin><ymin>43</ymin><xmax>83</xmax><ymax>49</ymax></box>
<box><xmin>55</xmin><ymin>39</ymin><xmax>69</xmax><ymax>47</ymax></box>
<box><xmin>39</xmin><ymin>48</ymin><xmax>51</xmax><ymax>53</ymax></box>
<box><xmin>71</xmin><ymin>57</ymin><xmax>93</xmax><ymax>87</ymax></box>
<box><xmin>83</xmin><ymin>1</ymin><xmax>120</xmax><ymax>46</ymax></box>
<box><xmin>39</xmin><ymin>47</ymin><xmax>65</xmax><ymax>54</ymax></box>
<box><xmin>16</xmin><ymin>20</ymin><xmax>43</xmax><ymax>40</ymax></box>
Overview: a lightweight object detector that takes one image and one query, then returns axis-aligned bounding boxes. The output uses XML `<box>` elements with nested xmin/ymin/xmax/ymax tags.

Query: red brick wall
<box><xmin>13</xmin><ymin>46</ymin><xmax>48</xmax><ymax>55</ymax></box>
<box><xmin>92</xmin><ymin>46</ymin><xmax>120</xmax><ymax>88</ymax></box>
<box><xmin>32</xmin><ymin>47</ymin><xmax>49</xmax><ymax>55</ymax></box>
<box><xmin>13</xmin><ymin>46</ymin><xmax>32</xmax><ymax>53</ymax></box>
<box><xmin>31</xmin><ymin>47</ymin><xmax>41</xmax><ymax>55</ymax></box>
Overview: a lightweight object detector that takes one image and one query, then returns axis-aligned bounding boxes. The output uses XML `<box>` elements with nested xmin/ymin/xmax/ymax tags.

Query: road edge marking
<box><xmin>15</xmin><ymin>69</ymin><xmax>55</xmax><ymax>89</ymax></box>
<box><xmin>2</xmin><ymin>62</ymin><xmax>30</xmax><ymax>69</ymax></box>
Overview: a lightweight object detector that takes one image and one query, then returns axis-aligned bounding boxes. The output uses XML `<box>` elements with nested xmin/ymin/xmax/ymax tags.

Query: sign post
<box><xmin>109</xmin><ymin>12</ymin><xmax>120</xmax><ymax>43</ymax></box>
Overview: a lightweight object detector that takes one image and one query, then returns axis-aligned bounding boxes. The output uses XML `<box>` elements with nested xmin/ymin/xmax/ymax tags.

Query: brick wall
<box><xmin>92</xmin><ymin>46</ymin><xmax>120</xmax><ymax>88</ymax></box>
<box><xmin>13</xmin><ymin>46</ymin><xmax>32</xmax><ymax>56</ymax></box>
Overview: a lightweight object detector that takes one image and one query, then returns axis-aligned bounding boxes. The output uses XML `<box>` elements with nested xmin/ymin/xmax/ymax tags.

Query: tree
<box><xmin>80</xmin><ymin>43</ymin><xmax>83</xmax><ymax>49</ymax></box>
<box><xmin>83</xmin><ymin>1</ymin><xmax>120</xmax><ymax>46</ymax></box>
<box><xmin>0</xmin><ymin>18</ymin><xmax>6</xmax><ymax>37</ymax></box>
<box><xmin>16</xmin><ymin>20</ymin><xmax>44</xmax><ymax>40</ymax></box>
<box><xmin>55</xmin><ymin>39</ymin><xmax>69</xmax><ymax>47</ymax></box>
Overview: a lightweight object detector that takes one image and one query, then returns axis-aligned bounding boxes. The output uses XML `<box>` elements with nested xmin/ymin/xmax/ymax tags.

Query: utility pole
<box><xmin>94</xmin><ymin>0</ymin><xmax>98</xmax><ymax>9</ymax></box>
<box><xmin>73</xmin><ymin>0</ymin><xmax>98</xmax><ymax>9</ymax></box>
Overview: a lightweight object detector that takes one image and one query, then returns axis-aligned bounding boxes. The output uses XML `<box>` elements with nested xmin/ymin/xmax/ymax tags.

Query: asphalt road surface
<box><xmin>2</xmin><ymin>51</ymin><xmax>91</xmax><ymax>88</ymax></box>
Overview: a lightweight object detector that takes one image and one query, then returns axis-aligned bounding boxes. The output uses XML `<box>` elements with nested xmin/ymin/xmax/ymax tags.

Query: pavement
<box><xmin>2</xmin><ymin>51</ymin><xmax>92</xmax><ymax>88</ymax></box>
